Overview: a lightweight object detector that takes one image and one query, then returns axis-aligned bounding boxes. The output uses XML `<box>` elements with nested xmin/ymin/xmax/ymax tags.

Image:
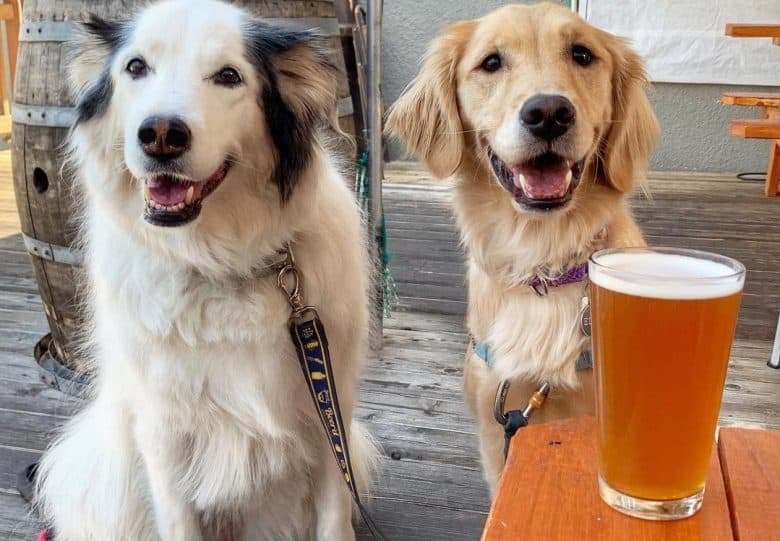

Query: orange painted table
<box><xmin>482</xmin><ymin>417</ymin><xmax>780</xmax><ymax>540</ymax></box>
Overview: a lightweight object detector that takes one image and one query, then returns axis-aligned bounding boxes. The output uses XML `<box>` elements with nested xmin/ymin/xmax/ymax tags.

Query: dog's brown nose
<box><xmin>520</xmin><ymin>94</ymin><xmax>576</xmax><ymax>142</ymax></box>
<box><xmin>138</xmin><ymin>116</ymin><xmax>191</xmax><ymax>160</ymax></box>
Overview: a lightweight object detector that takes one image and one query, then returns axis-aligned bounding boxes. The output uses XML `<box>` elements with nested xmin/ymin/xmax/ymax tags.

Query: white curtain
<box><xmin>579</xmin><ymin>0</ymin><xmax>780</xmax><ymax>86</ymax></box>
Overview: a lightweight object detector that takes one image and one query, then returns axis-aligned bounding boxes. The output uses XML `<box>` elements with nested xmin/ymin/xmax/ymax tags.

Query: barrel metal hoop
<box><xmin>19</xmin><ymin>21</ymin><xmax>78</xmax><ymax>42</ymax></box>
<box><xmin>22</xmin><ymin>233</ymin><xmax>84</xmax><ymax>266</ymax></box>
<box><xmin>12</xmin><ymin>104</ymin><xmax>76</xmax><ymax>128</ymax></box>
<box><xmin>266</xmin><ymin>17</ymin><xmax>340</xmax><ymax>36</ymax></box>
<box><xmin>19</xmin><ymin>18</ymin><xmax>339</xmax><ymax>43</ymax></box>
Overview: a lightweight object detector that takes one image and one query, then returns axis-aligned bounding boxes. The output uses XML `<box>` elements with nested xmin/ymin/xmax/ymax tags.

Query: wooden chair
<box><xmin>0</xmin><ymin>0</ymin><xmax>20</xmax><ymax>138</ymax></box>
<box><xmin>722</xmin><ymin>25</ymin><xmax>780</xmax><ymax>197</ymax></box>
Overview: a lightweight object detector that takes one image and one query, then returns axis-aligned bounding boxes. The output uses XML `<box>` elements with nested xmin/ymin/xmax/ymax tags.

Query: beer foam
<box><xmin>590</xmin><ymin>251</ymin><xmax>744</xmax><ymax>300</ymax></box>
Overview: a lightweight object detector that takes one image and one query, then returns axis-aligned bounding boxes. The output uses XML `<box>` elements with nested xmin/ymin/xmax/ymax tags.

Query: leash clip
<box><xmin>494</xmin><ymin>380</ymin><xmax>551</xmax><ymax>458</ymax></box>
<box><xmin>278</xmin><ymin>264</ymin><xmax>303</xmax><ymax>310</ymax></box>
<box><xmin>529</xmin><ymin>279</ymin><xmax>549</xmax><ymax>297</ymax></box>
<box><xmin>276</xmin><ymin>243</ymin><xmax>318</xmax><ymax>320</ymax></box>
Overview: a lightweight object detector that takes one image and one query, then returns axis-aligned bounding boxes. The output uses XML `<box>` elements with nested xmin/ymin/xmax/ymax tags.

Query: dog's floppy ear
<box><xmin>268</xmin><ymin>37</ymin><xmax>339</xmax><ymax>129</ymax></box>
<box><xmin>69</xmin><ymin>15</ymin><xmax>126</xmax><ymax>98</ymax></box>
<box><xmin>385</xmin><ymin>21</ymin><xmax>475</xmax><ymax>179</ymax></box>
<box><xmin>244</xmin><ymin>21</ymin><xmax>338</xmax><ymax>200</ymax></box>
<box><xmin>598</xmin><ymin>37</ymin><xmax>659</xmax><ymax>193</ymax></box>
<box><xmin>68</xmin><ymin>15</ymin><xmax>128</xmax><ymax>124</ymax></box>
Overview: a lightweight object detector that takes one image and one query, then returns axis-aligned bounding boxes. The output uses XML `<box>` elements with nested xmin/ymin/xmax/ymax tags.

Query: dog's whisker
<box><xmin>440</xmin><ymin>126</ymin><xmax>498</xmax><ymax>135</ymax></box>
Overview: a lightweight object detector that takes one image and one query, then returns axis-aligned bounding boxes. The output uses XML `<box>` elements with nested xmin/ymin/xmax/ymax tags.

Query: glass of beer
<box><xmin>589</xmin><ymin>247</ymin><xmax>745</xmax><ymax>520</ymax></box>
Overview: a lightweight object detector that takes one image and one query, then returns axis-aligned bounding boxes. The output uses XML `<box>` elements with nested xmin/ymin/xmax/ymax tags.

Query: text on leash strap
<box><xmin>279</xmin><ymin>244</ymin><xmax>388</xmax><ymax>541</ymax></box>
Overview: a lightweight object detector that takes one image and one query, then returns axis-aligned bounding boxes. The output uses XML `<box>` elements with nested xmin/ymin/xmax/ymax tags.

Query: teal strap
<box><xmin>473</xmin><ymin>341</ymin><xmax>496</xmax><ymax>367</ymax></box>
<box><xmin>474</xmin><ymin>340</ymin><xmax>592</xmax><ymax>371</ymax></box>
<box><xmin>576</xmin><ymin>349</ymin><xmax>593</xmax><ymax>371</ymax></box>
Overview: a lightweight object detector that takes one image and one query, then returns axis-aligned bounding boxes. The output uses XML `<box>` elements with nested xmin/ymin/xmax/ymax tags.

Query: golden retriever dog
<box><xmin>387</xmin><ymin>2</ymin><xmax>659</xmax><ymax>493</ymax></box>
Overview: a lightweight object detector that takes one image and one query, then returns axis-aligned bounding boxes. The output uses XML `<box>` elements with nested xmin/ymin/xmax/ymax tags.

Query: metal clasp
<box><xmin>493</xmin><ymin>380</ymin><xmax>512</xmax><ymax>425</ymax></box>
<box><xmin>529</xmin><ymin>279</ymin><xmax>549</xmax><ymax>297</ymax></box>
<box><xmin>277</xmin><ymin>264</ymin><xmax>303</xmax><ymax>311</ymax></box>
<box><xmin>494</xmin><ymin>380</ymin><xmax>552</xmax><ymax>426</ymax></box>
<box><xmin>276</xmin><ymin>244</ymin><xmax>319</xmax><ymax>321</ymax></box>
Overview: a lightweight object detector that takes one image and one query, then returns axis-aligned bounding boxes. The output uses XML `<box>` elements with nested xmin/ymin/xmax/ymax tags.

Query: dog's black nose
<box><xmin>137</xmin><ymin>116</ymin><xmax>191</xmax><ymax>160</ymax></box>
<box><xmin>520</xmin><ymin>94</ymin><xmax>576</xmax><ymax>141</ymax></box>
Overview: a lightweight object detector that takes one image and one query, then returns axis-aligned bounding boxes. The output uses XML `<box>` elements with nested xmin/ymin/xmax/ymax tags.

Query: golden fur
<box><xmin>387</xmin><ymin>3</ymin><xmax>659</xmax><ymax>492</ymax></box>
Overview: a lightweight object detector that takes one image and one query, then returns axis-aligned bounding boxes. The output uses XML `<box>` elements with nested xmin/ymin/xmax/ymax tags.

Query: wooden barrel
<box><xmin>12</xmin><ymin>0</ymin><xmax>357</xmax><ymax>375</ymax></box>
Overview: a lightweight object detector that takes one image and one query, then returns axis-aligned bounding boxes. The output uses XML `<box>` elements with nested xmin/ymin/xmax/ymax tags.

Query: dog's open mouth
<box><xmin>488</xmin><ymin>149</ymin><xmax>584</xmax><ymax>211</ymax></box>
<box><xmin>142</xmin><ymin>161</ymin><xmax>231</xmax><ymax>227</ymax></box>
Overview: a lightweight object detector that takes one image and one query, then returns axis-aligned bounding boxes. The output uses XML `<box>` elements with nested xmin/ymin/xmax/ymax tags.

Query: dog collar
<box><xmin>527</xmin><ymin>263</ymin><xmax>588</xmax><ymax>296</ymax></box>
<box><xmin>472</xmin><ymin>341</ymin><xmax>593</xmax><ymax>371</ymax></box>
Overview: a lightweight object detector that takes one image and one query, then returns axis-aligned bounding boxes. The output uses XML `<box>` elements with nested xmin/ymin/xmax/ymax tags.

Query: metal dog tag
<box><xmin>580</xmin><ymin>296</ymin><xmax>591</xmax><ymax>337</ymax></box>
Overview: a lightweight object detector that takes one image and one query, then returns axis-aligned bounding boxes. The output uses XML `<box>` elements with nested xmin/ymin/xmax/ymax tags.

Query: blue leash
<box><xmin>278</xmin><ymin>245</ymin><xmax>388</xmax><ymax>541</ymax></box>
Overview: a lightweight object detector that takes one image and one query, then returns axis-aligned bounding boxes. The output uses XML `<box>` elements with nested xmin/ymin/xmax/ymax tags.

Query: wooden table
<box><xmin>482</xmin><ymin>417</ymin><xmax>780</xmax><ymax>540</ymax></box>
<box><xmin>723</xmin><ymin>23</ymin><xmax>780</xmax><ymax>197</ymax></box>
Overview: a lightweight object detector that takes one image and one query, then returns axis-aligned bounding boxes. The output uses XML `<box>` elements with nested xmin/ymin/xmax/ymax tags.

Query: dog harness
<box><xmin>473</xmin><ymin>262</ymin><xmax>593</xmax><ymax>459</ymax></box>
<box><xmin>473</xmin><ymin>342</ymin><xmax>593</xmax><ymax>371</ymax></box>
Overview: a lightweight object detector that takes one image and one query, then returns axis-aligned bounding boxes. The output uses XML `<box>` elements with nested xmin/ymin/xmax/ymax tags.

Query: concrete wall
<box><xmin>382</xmin><ymin>1</ymin><xmax>770</xmax><ymax>173</ymax></box>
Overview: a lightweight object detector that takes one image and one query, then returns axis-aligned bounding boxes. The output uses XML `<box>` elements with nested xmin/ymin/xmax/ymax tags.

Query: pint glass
<box><xmin>588</xmin><ymin>247</ymin><xmax>745</xmax><ymax>520</ymax></box>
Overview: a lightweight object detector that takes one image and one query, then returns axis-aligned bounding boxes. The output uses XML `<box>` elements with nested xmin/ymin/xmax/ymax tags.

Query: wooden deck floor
<box><xmin>1</xmin><ymin>155</ymin><xmax>779</xmax><ymax>540</ymax></box>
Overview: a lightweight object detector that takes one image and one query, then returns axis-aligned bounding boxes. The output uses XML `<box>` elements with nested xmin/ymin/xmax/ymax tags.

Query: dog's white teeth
<box><xmin>144</xmin><ymin>185</ymin><xmax>151</xmax><ymax>202</ymax></box>
<box><xmin>185</xmin><ymin>186</ymin><xmax>194</xmax><ymax>205</ymax></box>
<box><xmin>565</xmin><ymin>169</ymin><xmax>573</xmax><ymax>184</ymax></box>
<box><xmin>175</xmin><ymin>202</ymin><xmax>185</xmax><ymax>211</ymax></box>
<box><xmin>514</xmin><ymin>173</ymin><xmax>526</xmax><ymax>189</ymax></box>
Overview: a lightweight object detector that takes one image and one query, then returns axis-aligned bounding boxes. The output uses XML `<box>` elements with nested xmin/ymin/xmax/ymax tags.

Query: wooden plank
<box><xmin>718</xmin><ymin>427</ymin><xmax>780</xmax><ymax>541</ymax></box>
<box><xmin>0</xmin><ymin>446</ymin><xmax>40</xmax><ymax>496</ymax></box>
<box><xmin>0</xmin><ymin>492</ymin><xmax>41</xmax><ymax>540</ymax></box>
<box><xmin>722</xmin><ymin>92</ymin><xmax>780</xmax><ymax>108</ymax></box>
<box><xmin>725</xmin><ymin>24</ymin><xmax>780</xmax><ymax>39</ymax></box>
<box><xmin>729</xmin><ymin>119</ymin><xmax>780</xmax><ymax>139</ymax></box>
<box><xmin>483</xmin><ymin>417</ymin><xmax>733</xmax><ymax>541</ymax></box>
<box><xmin>0</xmin><ymin>4</ymin><xmax>14</xmax><ymax>22</ymax></box>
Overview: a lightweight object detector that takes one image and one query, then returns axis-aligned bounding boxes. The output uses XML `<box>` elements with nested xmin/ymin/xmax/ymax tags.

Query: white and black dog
<box><xmin>35</xmin><ymin>1</ymin><xmax>373</xmax><ymax>539</ymax></box>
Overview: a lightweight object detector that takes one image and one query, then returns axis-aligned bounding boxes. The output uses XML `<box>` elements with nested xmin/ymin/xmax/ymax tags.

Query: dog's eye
<box><xmin>480</xmin><ymin>53</ymin><xmax>502</xmax><ymax>73</ymax></box>
<box><xmin>126</xmin><ymin>58</ymin><xmax>148</xmax><ymax>79</ymax></box>
<box><xmin>572</xmin><ymin>45</ymin><xmax>594</xmax><ymax>67</ymax></box>
<box><xmin>213</xmin><ymin>67</ymin><xmax>243</xmax><ymax>87</ymax></box>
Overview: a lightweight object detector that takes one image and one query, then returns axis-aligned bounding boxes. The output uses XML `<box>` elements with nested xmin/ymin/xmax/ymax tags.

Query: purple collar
<box><xmin>527</xmin><ymin>263</ymin><xmax>588</xmax><ymax>296</ymax></box>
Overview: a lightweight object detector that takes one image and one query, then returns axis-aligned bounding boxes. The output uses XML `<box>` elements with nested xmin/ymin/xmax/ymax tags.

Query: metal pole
<box><xmin>366</xmin><ymin>0</ymin><xmax>384</xmax><ymax>353</ymax></box>
<box><xmin>769</xmin><ymin>314</ymin><xmax>780</xmax><ymax>369</ymax></box>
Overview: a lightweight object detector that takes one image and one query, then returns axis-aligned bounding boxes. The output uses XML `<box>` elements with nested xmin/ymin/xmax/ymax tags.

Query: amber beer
<box><xmin>589</xmin><ymin>248</ymin><xmax>745</xmax><ymax>520</ymax></box>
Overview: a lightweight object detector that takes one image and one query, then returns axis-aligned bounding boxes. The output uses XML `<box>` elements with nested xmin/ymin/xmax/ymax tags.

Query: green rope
<box><xmin>355</xmin><ymin>151</ymin><xmax>398</xmax><ymax>317</ymax></box>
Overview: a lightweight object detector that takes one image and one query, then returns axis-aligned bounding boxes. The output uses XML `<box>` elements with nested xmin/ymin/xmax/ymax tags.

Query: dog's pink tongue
<box><xmin>147</xmin><ymin>176</ymin><xmax>197</xmax><ymax>206</ymax></box>
<box><xmin>515</xmin><ymin>162</ymin><xmax>571</xmax><ymax>200</ymax></box>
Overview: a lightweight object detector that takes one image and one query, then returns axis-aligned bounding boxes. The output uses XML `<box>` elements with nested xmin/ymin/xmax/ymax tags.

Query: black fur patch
<box><xmin>76</xmin><ymin>68</ymin><xmax>114</xmax><ymax>124</ymax></box>
<box><xmin>83</xmin><ymin>14</ymin><xmax>128</xmax><ymax>50</ymax></box>
<box><xmin>243</xmin><ymin>21</ymin><xmax>329</xmax><ymax>201</ymax></box>
<box><xmin>74</xmin><ymin>15</ymin><xmax>129</xmax><ymax>125</ymax></box>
